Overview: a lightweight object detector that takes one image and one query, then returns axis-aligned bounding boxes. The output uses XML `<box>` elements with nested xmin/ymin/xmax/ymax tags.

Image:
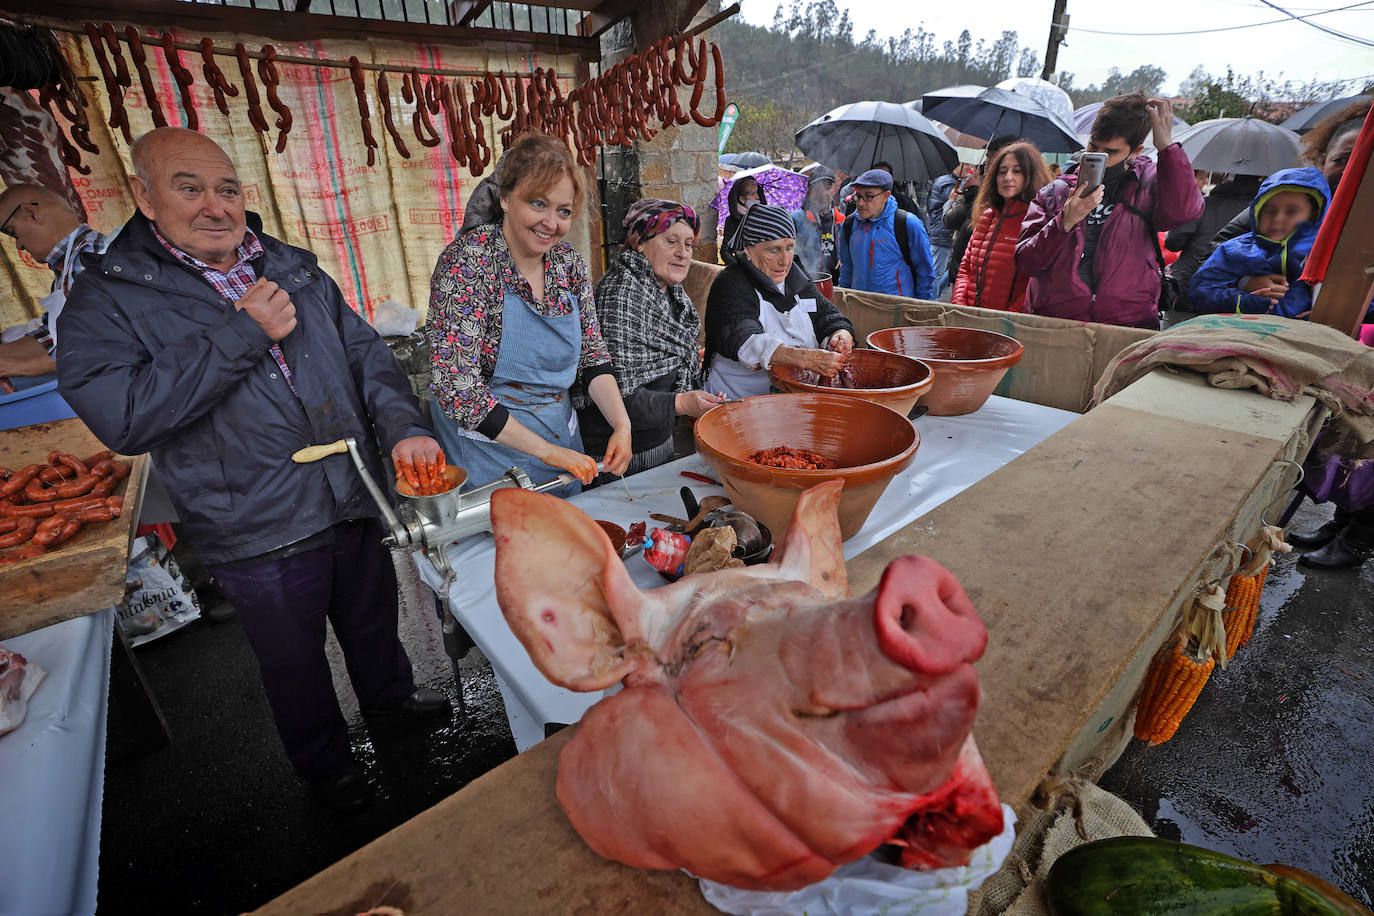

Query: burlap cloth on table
<box><xmin>1092</xmin><ymin>315</ymin><xmax>1374</xmax><ymax>460</ymax></box>
<box><xmin>968</xmin><ymin>782</ymin><xmax>1153</xmax><ymax>916</ymax></box>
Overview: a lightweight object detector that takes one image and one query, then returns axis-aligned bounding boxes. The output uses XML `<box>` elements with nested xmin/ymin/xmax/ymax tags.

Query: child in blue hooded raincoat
<box><xmin>1188</xmin><ymin>167</ymin><xmax>1330</xmax><ymax>319</ymax></box>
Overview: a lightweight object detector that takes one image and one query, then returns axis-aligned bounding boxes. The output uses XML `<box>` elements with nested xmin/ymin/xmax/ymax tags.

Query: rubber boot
<box><xmin>1287</xmin><ymin>507</ymin><xmax>1351</xmax><ymax>548</ymax></box>
<box><xmin>1298</xmin><ymin>520</ymin><xmax>1374</xmax><ymax>569</ymax></box>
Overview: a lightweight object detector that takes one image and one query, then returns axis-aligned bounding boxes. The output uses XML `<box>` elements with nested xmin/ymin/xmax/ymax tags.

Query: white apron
<box><xmin>706</xmin><ymin>291</ymin><xmax>818</xmax><ymax>399</ymax></box>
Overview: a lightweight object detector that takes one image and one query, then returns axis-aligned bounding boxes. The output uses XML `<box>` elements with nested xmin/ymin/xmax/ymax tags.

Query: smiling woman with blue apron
<box><xmin>425</xmin><ymin>134</ymin><xmax>632</xmax><ymax>497</ymax></box>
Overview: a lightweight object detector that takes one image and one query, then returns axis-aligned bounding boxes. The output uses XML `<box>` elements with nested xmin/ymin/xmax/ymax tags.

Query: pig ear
<box><xmin>491</xmin><ymin>488</ymin><xmax>647</xmax><ymax>691</ymax></box>
<box><xmin>772</xmin><ymin>480</ymin><xmax>848</xmax><ymax>597</ymax></box>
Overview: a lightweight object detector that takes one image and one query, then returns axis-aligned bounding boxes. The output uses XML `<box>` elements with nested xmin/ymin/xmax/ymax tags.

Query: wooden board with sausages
<box><xmin>0</xmin><ymin>418</ymin><xmax>146</xmax><ymax>640</ymax></box>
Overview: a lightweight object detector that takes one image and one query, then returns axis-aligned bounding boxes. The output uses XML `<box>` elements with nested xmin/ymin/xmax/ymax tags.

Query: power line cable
<box><xmin>1251</xmin><ymin>0</ymin><xmax>1374</xmax><ymax>44</ymax></box>
<box><xmin>1057</xmin><ymin>0</ymin><xmax>1374</xmax><ymax>36</ymax></box>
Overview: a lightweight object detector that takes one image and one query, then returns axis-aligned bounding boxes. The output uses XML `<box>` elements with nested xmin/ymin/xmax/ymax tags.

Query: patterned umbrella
<box><xmin>710</xmin><ymin>164</ymin><xmax>809</xmax><ymax>232</ymax></box>
<box><xmin>996</xmin><ymin>77</ymin><xmax>1075</xmax><ymax>127</ymax></box>
<box><xmin>794</xmin><ymin>100</ymin><xmax>958</xmax><ymax>183</ymax></box>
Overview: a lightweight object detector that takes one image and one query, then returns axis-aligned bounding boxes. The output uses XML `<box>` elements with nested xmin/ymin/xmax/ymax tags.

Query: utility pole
<box><xmin>1041</xmin><ymin>0</ymin><xmax>1068</xmax><ymax>82</ymax></box>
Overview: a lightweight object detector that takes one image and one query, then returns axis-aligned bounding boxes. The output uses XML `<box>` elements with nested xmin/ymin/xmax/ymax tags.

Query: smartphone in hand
<box><xmin>1077</xmin><ymin>152</ymin><xmax>1107</xmax><ymax>198</ymax></box>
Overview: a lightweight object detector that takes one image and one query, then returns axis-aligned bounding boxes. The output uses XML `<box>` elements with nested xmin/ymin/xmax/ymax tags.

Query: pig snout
<box><xmin>874</xmin><ymin>556</ymin><xmax>988</xmax><ymax>675</ymax></box>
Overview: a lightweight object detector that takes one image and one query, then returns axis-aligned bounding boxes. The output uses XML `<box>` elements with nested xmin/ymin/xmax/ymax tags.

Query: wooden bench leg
<box><xmin>109</xmin><ymin>621</ymin><xmax>172</xmax><ymax>748</ymax></box>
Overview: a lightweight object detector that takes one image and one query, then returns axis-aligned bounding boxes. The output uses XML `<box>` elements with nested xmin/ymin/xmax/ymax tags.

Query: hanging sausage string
<box><xmin>34</xmin><ymin>21</ymin><xmax>727</xmax><ymax>177</ymax></box>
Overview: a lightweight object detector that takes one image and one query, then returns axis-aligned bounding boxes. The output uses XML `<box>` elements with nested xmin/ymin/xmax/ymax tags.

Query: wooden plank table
<box><xmin>253</xmin><ymin>378</ymin><xmax>1318</xmax><ymax>915</ymax></box>
<box><xmin>0</xmin><ymin>417</ymin><xmax>147</xmax><ymax>640</ymax></box>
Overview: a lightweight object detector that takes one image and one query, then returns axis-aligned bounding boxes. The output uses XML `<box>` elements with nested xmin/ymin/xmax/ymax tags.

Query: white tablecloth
<box><xmin>422</xmin><ymin>396</ymin><xmax>1077</xmax><ymax>750</ymax></box>
<box><xmin>0</xmin><ymin>608</ymin><xmax>114</xmax><ymax>916</ymax></box>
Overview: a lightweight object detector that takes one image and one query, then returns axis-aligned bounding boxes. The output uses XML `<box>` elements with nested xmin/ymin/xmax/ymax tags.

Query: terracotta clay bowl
<box><xmin>694</xmin><ymin>393</ymin><xmax>920</xmax><ymax>541</ymax></box>
<box><xmin>770</xmin><ymin>348</ymin><xmax>934</xmax><ymax>417</ymax></box>
<box><xmin>866</xmin><ymin>326</ymin><xmax>1024</xmax><ymax>416</ymax></box>
<box><xmin>813</xmin><ymin>272</ymin><xmax>834</xmax><ymax>301</ymax></box>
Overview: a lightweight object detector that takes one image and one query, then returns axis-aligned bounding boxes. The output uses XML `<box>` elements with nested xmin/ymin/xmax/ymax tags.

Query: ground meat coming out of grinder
<box><xmin>747</xmin><ymin>447</ymin><xmax>837</xmax><ymax>471</ymax></box>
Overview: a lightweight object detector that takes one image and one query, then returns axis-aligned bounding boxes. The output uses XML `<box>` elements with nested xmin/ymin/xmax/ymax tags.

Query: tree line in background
<box><xmin>719</xmin><ymin>0</ymin><xmax>1372</xmax><ymax>159</ymax></box>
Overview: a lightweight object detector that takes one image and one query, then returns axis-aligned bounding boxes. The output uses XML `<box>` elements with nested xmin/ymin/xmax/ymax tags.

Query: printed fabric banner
<box><xmin>0</xmin><ymin>26</ymin><xmax>585</xmax><ymax>330</ymax></box>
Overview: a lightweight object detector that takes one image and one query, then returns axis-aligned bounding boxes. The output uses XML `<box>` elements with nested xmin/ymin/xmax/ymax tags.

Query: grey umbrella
<box><xmin>1175</xmin><ymin>117</ymin><xmax>1301</xmax><ymax>176</ymax></box>
<box><xmin>728</xmin><ymin>151</ymin><xmax>772</xmax><ymax>169</ymax></box>
<box><xmin>794</xmin><ymin>100</ymin><xmax>958</xmax><ymax>183</ymax></box>
<box><xmin>921</xmin><ymin>86</ymin><xmax>1083</xmax><ymax>153</ymax></box>
<box><xmin>1279</xmin><ymin>94</ymin><xmax>1371</xmax><ymax>134</ymax></box>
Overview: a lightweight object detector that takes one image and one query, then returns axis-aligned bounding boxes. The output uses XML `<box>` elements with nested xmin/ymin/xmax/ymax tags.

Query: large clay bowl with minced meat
<box><xmin>694</xmin><ymin>393</ymin><xmax>919</xmax><ymax>541</ymax></box>
<box><xmin>867</xmin><ymin>326</ymin><xmax>1024</xmax><ymax>416</ymax></box>
<box><xmin>770</xmin><ymin>348</ymin><xmax>934</xmax><ymax>417</ymax></box>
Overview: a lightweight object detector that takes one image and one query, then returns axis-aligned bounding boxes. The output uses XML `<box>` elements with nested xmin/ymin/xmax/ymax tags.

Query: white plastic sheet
<box><xmin>0</xmin><ymin>609</ymin><xmax>114</xmax><ymax>916</ymax></box>
<box><xmin>699</xmin><ymin>804</ymin><xmax>1017</xmax><ymax>916</ymax></box>
<box><xmin>422</xmin><ymin>395</ymin><xmax>1077</xmax><ymax>750</ymax></box>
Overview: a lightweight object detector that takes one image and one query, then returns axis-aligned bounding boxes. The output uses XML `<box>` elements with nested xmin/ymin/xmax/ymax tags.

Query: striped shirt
<box><xmin>149</xmin><ymin>224</ymin><xmax>297</xmax><ymax>395</ymax></box>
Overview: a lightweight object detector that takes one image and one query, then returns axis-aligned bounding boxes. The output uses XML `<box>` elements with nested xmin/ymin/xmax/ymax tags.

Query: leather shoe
<box><xmin>1287</xmin><ymin>510</ymin><xmax>1350</xmax><ymax>548</ymax></box>
<box><xmin>310</xmin><ymin>766</ymin><xmax>373</xmax><ymax>814</ymax></box>
<box><xmin>1298</xmin><ymin>528</ymin><xmax>1374</xmax><ymax>569</ymax></box>
<box><xmin>361</xmin><ymin>688</ymin><xmax>452</xmax><ymax>721</ymax></box>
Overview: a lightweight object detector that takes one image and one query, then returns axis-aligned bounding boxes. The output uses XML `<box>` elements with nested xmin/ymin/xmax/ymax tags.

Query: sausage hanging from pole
<box><xmin>257</xmin><ymin>45</ymin><xmax>292</xmax><ymax>153</ymax></box>
<box><xmin>161</xmin><ymin>32</ymin><xmax>199</xmax><ymax>131</ymax></box>
<box><xmin>125</xmin><ymin>26</ymin><xmax>167</xmax><ymax>128</ymax></box>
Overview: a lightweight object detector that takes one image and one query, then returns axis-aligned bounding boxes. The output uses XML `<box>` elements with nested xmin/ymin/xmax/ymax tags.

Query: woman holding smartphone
<box><xmin>950</xmin><ymin>142</ymin><xmax>1049</xmax><ymax>312</ymax></box>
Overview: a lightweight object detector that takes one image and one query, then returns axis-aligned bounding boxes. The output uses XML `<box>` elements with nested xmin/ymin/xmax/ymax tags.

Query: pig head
<box><xmin>490</xmin><ymin>481</ymin><xmax>1003</xmax><ymax>891</ymax></box>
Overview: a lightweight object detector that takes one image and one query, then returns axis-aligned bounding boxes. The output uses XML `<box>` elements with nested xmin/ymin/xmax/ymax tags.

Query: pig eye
<box><xmin>542</xmin><ymin>610</ymin><xmax>556</xmax><ymax>623</ymax></box>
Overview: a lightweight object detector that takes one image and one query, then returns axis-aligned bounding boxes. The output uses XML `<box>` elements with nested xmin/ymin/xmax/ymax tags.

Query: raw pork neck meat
<box><xmin>491</xmin><ymin>481</ymin><xmax>1003</xmax><ymax>890</ymax></box>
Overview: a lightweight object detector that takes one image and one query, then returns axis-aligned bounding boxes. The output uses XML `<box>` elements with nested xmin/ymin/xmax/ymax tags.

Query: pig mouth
<box><xmin>793</xmin><ymin>663</ymin><xmax>977</xmax><ymax>727</ymax></box>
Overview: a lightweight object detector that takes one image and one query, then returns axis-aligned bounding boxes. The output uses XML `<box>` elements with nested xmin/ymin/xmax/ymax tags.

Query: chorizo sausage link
<box><xmin>200</xmin><ymin>37</ymin><xmax>237</xmax><ymax>117</ymax></box>
<box><xmin>375</xmin><ymin>71</ymin><xmax>410</xmax><ymax>159</ymax></box>
<box><xmin>161</xmin><ymin>31</ymin><xmax>199</xmax><ymax>131</ymax></box>
<box><xmin>411</xmin><ymin>71</ymin><xmax>442</xmax><ymax>148</ymax></box>
<box><xmin>235</xmin><ymin>43</ymin><xmax>270</xmax><ymax>134</ymax></box>
<box><xmin>86</xmin><ymin>23</ymin><xmax>132</xmax><ymax>143</ymax></box>
<box><xmin>125</xmin><ymin>26</ymin><xmax>167</xmax><ymax>128</ymax></box>
<box><xmin>1</xmin><ymin>465</ymin><xmax>42</xmax><ymax>499</ymax></box>
<box><xmin>347</xmin><ymin>56</ymin><xmax>378</xmax><ymax>167</ymax></box>
<box><xmin>0</xmin><ymin>517</ymin><xmax>38</xmax><ymax>548</ymax></box>
<box><xmin>55</xmin><ymin>474</ymin><xmax>99</xmax><ymax>499</ymax></box>
<box><xmin>101</xmin><ymin>23</ymin><xmax>130</xmax><ymax>88</ymax></box>
<box><xmin>24</xmin><ymin>478</ymin><xmax>61</xmax><ymax>503</ymax></box>
<box><xmin>258</xmin><ymin>45</ymin><xmax>293</xmax><ymax>153</ymax></box>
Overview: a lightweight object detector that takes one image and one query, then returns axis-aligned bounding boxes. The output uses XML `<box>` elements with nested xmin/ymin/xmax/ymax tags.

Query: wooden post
<box><xmin>1040</xmin><ymin>0</ymin><xmax>1068</xmax><ymax>82</ymax></box>
<box><xmin>1309</xmin><ymin>143</ymin><xmax>1374</xmax><ymax>336</ymax></box>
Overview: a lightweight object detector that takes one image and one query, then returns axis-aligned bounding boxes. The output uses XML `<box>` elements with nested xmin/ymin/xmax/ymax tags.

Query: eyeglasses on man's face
<box><xmin>0</xmin><ymin>202</ymin><xmax>26</xmax><ymax>239</ymax></box>
<box><xmin>854</xmin><ymin>191</ymin><xmax>888</xmax><ymax>203</ymax></box>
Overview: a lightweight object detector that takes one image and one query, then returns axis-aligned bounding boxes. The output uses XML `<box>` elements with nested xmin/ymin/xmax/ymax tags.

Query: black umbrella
<box><xmin>1280</xmin><ymin>95</ymin><xmax>1371</xmax><ymax>134</ymax></box>
<box><xmin>920</xmin><ymin>86</ymin><xmax>1082</xmax><ymax>153</ymax></box>
<box><xmin>794</xmin><ymin>100</ymin><xmax>958</xmax><ymax>183</ymax></box>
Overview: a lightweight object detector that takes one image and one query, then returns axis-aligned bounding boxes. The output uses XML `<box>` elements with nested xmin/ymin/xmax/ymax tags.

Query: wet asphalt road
<box><xmin>1099</xmin><ymin>499</ymin><xmax>1374</xmax><ymax>906</ymax></box>
<box><xmin>95</xmin><ymin>500</ymin><xmax>1372</xmax><ymax>914</ymax></box>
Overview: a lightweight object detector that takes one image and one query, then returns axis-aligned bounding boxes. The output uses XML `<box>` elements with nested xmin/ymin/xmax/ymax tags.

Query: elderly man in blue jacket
<box><xmin>837</xmin><ymin>168</ymin><xmax>937</xmax><ymax>299</ymax></box>
<box><xmin>58</xmin><ymin>127</ymin><xmax>448</xmax><ymax>814</ymax></box>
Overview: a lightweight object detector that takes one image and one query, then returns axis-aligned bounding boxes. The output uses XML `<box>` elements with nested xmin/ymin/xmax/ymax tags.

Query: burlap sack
<box><xmin>1093</xmin><ymin>314</ymin><xmax>1374</xmax><ymax>459</ymax></box>
<box><xmin>970</xmin><ymin>782</ymin><xmax>1153</xmax><ymax>916</ymax></box>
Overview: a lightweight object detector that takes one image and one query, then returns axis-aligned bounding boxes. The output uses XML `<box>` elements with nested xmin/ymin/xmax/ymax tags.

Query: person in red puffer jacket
<box><xmin>952</xmin><ymin>141</ymin><xmax>1050</xmax><ymax>312</ymax></box>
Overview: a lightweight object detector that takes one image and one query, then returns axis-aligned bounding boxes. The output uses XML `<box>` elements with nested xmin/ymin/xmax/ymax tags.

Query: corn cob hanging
<box><xmin>1134</xmin><ymin>584</ymin><xmax>1226</xmax><ymax>744</ymax></box>
<box><xmin>1222</xmin><ymin>525</ymin><xmax>1290</xmax><ymax>659</ymax></box>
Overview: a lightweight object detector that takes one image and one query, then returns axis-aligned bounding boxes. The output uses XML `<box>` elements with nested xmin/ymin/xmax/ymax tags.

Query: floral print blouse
<box><xmin>426</xmin><ymin>225</ymin><xmax>612</xmax><ymax>433</ymax></box>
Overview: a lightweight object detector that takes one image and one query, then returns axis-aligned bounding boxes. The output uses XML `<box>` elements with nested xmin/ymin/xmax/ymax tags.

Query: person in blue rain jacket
<box><xmin>1188</xmin><ymin>167</ymin><xmax>1330</xmax><ymax>319</ymax></box>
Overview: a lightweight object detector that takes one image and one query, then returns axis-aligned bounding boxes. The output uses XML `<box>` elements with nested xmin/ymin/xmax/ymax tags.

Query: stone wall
<box><xmin>597</xmin><ymin>1</ymin><xmax>723</xmax><ymax>267</ymax></box>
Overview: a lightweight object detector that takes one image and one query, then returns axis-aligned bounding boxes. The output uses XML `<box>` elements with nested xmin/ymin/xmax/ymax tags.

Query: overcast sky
<box><xmin>738</xmin><ymin>0</ymin><xmax>1374</xmax><ymax>95</ymax></box>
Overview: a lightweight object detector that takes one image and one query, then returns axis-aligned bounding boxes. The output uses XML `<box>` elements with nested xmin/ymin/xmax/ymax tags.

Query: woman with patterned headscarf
<box><xmin>704</xmin><ymin>203</ymin><xmax>854</xmax><ymax>400</ymax></box>
<box><xmin>577</xmin><ymin>199</ymin><xmax>727</xmax><ymax>477</ymax></box>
